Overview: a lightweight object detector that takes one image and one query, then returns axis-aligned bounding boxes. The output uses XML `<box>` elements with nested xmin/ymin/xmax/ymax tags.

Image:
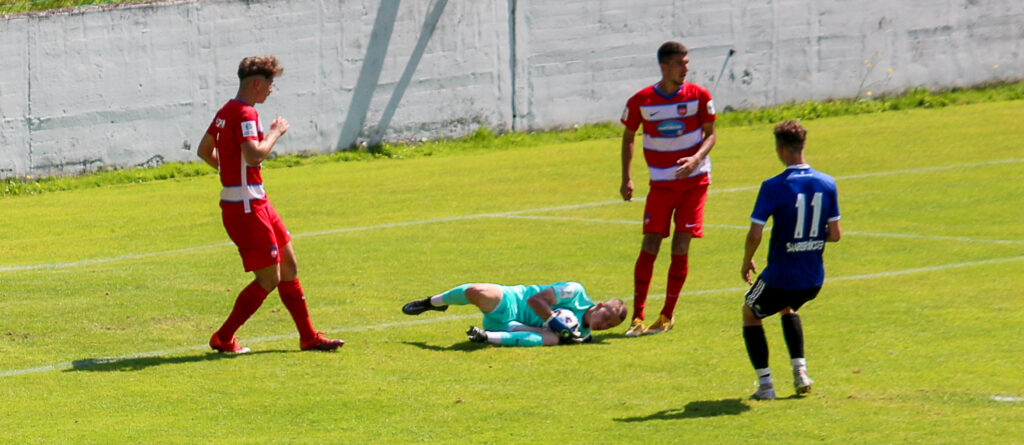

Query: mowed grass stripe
<box><xmin>2</xmin><ymin>157</ymin><xmax>1020</xmax><ymax>273</ymax></box>
<box><xmin>4</xmin><ymin>253</ymin><xmax>1021</xmax><ymax>379</ymax></box>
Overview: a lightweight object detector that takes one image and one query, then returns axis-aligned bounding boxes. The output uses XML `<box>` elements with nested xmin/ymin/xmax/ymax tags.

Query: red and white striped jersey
<box><xmin>206</xmin><ymin>99</ymin><xmax>266</xmax><ymax>213</ymax></box>
<box><xmin>621</xmin><ymin>82</ymin><xmax>716</xmax><ymax>189</ymax></box>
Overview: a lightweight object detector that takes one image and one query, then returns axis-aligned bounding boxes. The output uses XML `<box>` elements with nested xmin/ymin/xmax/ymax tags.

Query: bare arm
<box><xmin>675</xmin><ymin>122</ymin><xmax>716</xmax><ymax>177</ymax></box>
<box><xmin>526</xmin><ymin>288</ymin><xmax>558</xmax><ymax>321</ymax></box>
<box><xmin>620</xmin><ymin>128</ymin><xmax>636</xmax><ymax>201</ymax></box>
<box><xmin>196</xmin><ymin>133</ymin><xmax>218</xmax><ymax>169</ymax></box>
<box><xmin>741</xmin><ymin>222</ymin><xmax>764</xmax><ymax>285</ymax></box>
<box><xmin>241</xmin><ymin>116</ymin><xmax>289</xmax><ymax>165</ymax></box>
<box><xmin>826</xmin><ymin>219</ymin><xmax>841</xmax><ymax>242</ymax></box>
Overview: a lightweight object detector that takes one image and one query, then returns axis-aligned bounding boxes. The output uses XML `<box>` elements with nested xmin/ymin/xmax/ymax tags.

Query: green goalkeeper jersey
<box><xmin>482</xmin><ymin>281</ymin><xmax>594</xmax><ymax>339</ymax></box>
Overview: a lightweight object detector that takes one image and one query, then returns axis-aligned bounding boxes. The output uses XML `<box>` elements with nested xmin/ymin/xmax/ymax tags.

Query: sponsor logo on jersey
<box><xmin>241</xmin><ymin>120</ymin><xmax>258</xmax><ymax>138</ymax></box>
<box><xmin>656</xmin><ymin>120</ymin><xmax>686</xmax><ymax>137</ymax></box>
<box><xmin>786</xmin><ymin>240</ymin><xmax>825</xmax><ymax>253</ymax></box>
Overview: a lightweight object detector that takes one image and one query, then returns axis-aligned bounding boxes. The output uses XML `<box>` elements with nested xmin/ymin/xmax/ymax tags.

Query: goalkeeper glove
<box><xmin>545</xmin><ymin>312</ymin><xmax>580</xmax><ymax>342</ymax></box>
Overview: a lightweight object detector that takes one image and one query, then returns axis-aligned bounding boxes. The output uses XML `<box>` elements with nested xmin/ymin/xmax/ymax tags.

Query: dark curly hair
<box><xmin>237</xmin><ymin>56</ymin><xmax>284</xmax><ymax>80</ymax></box>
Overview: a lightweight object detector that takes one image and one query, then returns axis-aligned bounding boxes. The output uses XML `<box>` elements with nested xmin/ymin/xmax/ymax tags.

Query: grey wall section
<box><xmin>511</xmin><ymin>0</ymin><xmax>1024</xmax><ymax>129</ymax></box>
<box><xmin>1</xmin><ymin>0</ymin><xmax>1021</xmax><ymax>177</ymax></box>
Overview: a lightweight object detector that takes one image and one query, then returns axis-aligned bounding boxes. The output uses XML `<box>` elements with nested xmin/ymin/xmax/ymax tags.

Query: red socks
<box><xmin>634</xmin><ymin>252</ymin><xmax>689</xmax><ymax>320</ymax></box>
<box><xmin>217</xmin><ymin>281</ymin><xmax>270</xmax><ymax>342</ymax></box>
<box><xmin>633</xmin><ymin>251</ymin><xmax>657</xmax><ymax>320</ymax></box>
<box><xmin>278</xmin><ymin>279</ymin><xmax>317</xmax><ymax>341</ymax></box>
<box><xmin>663</xmin><ymin>254</ymin><xmax>688</xmax><ymax>318</ymax></box>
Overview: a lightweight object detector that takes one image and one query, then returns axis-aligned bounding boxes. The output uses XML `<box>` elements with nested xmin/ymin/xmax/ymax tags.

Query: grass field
<box><xmin>1</xmin><ymin>101</ymin><xmax>1022</xmax><ymax>443</ymax></box>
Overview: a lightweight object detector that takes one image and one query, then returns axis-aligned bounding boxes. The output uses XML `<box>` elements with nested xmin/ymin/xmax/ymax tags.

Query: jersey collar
<box><xmin>653</xmin><ymin>82</ymin><xmax>683</xmax><ymax>100</ymax></box>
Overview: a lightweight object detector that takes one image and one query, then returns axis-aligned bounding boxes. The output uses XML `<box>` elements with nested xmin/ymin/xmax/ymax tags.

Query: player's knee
<box><xmin>742</xmin><ymin>305</ymin><xmax>762</xmax><ymax>326</ymax></box>
<box><xmin>464</xmin><ymin>284</ymin><xmax>487</xmax><ymax>299</ymax></box>
<box><xmin>641</xmin><ymin>237</ymin><xmax>662</xmax><ymax>254</ymax></box>
<box><xmin>280</xmin><ymin>261</ymin><xmax>298</xmax><ymax>281</ymax></box>
<box><xmin>255</xmin><ymin>270</ymin><xmax>281</xmax><ymax>291</ymax></box>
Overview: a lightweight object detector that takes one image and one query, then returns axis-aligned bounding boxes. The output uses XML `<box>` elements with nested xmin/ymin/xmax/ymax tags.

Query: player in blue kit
<box><xmin>401</xmin><ymin>282</ymin><xmax>627</xmax><ymax>347</ymax></box>
<box><xmin>740</xmin><ymin>120</ymin><xmax>842</xmax><ymax>400</ymax></box>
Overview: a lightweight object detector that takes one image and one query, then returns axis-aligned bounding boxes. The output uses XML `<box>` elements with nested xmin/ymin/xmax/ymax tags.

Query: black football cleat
<box><xmin>402</xmin><ymin>298</ymin><xmax>448</xmax><ymax>315</ymax></box>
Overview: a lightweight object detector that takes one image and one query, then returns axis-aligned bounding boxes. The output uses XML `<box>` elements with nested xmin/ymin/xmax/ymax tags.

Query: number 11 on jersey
<box><xmin>793</xmin><ymin>192</ymin><xmax>823</xmax><ymax>239</ymax></box>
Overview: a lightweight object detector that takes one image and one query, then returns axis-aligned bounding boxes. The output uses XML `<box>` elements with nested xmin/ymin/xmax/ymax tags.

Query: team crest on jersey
<box><xmin>215</xmin><ymin>118</ymin><xmax>226</xmax><ymax>129</ymax></box>
<box><xmin>270</xmin><ymin>245</ymin><xmax>279</xmax><ymax>259</ymax></box>
<box><xmin>677</xmin><ymin>104</ymin><xmax>689</xmax><ymax>115</ymax></box>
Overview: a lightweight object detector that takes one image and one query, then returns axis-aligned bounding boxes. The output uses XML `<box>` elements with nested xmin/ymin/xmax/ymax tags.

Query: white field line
<box><xmin>0</xmin><ymin>201</ymin><xmax>622</xmax><ymax>273</ymax></box>
<box><xmin>2</xmin><ymin>158</ymin><xmax>1020</xmax><ymax>273</ymax></box>
<box><xmin>3</xmin><ymin>254</ymin><xmax>1022</xmax><ymax>379</ymax></box>
<box><xmin>0</xmin><ymin>313</ymin><xmax>480</xmax><ymax>378</ymax></box>
<box><xmin>498</xmin><ymin>214</ymin><xmax>1024</xmax><ymax>245</ymax></box>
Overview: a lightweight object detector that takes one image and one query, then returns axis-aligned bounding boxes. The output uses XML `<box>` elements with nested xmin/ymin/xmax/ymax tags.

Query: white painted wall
<box><xmin>1</xmin><ymin>0</ymin><xmax>1021</xmax><ymax>177</ymax></box>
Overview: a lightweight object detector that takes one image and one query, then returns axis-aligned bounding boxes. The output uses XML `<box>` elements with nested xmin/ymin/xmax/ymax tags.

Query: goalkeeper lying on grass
<box><xmin>402</xmin><ymin>282</ymin><xmax>627</xmax><ymax>346</ymax></box>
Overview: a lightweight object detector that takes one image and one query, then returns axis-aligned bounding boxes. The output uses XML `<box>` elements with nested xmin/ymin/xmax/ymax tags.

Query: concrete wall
<box><xmin>1</xmin><ymin>0</ymin><xmax>1021</xmax><ymax>177</ymax></box>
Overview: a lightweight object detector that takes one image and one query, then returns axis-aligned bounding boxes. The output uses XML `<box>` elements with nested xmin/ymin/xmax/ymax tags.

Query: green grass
<box><xmin>1</xmin><ymin>101</ymin><xmax>1022</xmax><ymax>443</ymax></box>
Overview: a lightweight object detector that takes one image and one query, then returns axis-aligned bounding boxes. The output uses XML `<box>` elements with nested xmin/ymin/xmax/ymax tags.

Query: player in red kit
<box><xmin>620</xmin><ymin>42</ymin><xmax>717</xmax><ymax>336</ymax></box>
<box><xmin>196</xmin><ymin>56</ymin><xmax>344</xmax><ymax>353</ymax></box>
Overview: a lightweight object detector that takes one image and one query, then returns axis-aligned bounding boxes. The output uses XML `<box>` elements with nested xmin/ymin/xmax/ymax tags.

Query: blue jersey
<box><xmin>750</xmin><ymin>164</ymin><xmax>840</xmax><ymax>290</ymax></box>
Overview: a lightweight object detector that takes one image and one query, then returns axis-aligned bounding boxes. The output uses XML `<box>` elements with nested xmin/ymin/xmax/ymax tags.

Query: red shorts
<box><xmin>642</xmin><ymin>184</ymin><xmax>707</xmax><ymax>238</ymax></box>
<box><xmin>220</xmin><ymin>200</ymin><xmax>291</xmax><ymax>272</ymax></box>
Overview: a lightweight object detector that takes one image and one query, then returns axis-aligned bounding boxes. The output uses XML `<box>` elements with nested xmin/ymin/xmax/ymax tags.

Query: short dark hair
<box><xmin>657</xmin><ymin>41</ymin><xmax>688</xmax><ymax>64</ymax></box>
<box><xmin>774</xmin><ymin>120</ymin><xmax>807</xmax><ymax>152</ymax></box>
<box><xmin>237</xmin><ymin>56</ymin><xmax>283</xmax><ymax>80</ymax></box>
<box><xmin>608</xmin><ymin>298</ymin><xmax>627</xmax><ymax>325</ymax></box>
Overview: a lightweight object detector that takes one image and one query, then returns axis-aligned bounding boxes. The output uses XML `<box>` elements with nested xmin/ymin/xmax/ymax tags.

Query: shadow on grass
<box><xmin>403</xmin><ymin>333</ymin><xmax>613</xmax><ymax>351</ymax></box>
<box><xmin>402</xmin><ymin>341</ymin><xmax>490</xmax><ymax>352</ymax></box>
<box><xmin>63</xmin><ymin>349</ymin><xmax>295</xmax><ymax>373</ymax></box>
<box><xmin>614</xmin><ymin>398</ymin><xmax>751</xmax><ymax>422</ymax></box>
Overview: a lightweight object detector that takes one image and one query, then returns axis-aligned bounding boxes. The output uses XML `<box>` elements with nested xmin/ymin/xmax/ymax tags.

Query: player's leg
<box><xmin>402</xmin><ymin>283</ymin><xmax>502</xmax><ymax>315</ymax></box>
<box><xmin>780</xmin><ymin>288</ymin><xmax>819</xmax><ymax>393</ymax></box>
<box><xmin>632</xmin><ymin>232</ymin><xmax>662</xmax><ymax>324</ymax></box>
<box><xmin>275</xmin><ymin>241</ymin><xmax>344</xmax><ymax>350</ymax></box>
<box><xmin>743</xmin><ymin>280</ymin><xmax>776</xmax><ymax>400</ymax></box>
<box><xmin>780</xmin><ymin>308</ymin><xmax>812</xmax><ymax>393</ymax></box>
<box><xmin>645</xmin><ymin>232</ymin><xmax>690</xmax><ymax>335</ymax></box>
<box><xmin>211</xmin><ymin>262</ymin><xmax>276</xmax><ymax>354</ymax></box>
<box><xmin>629</xmin><ymin>188</ymin><xmax>671</xmax><ymax>336</ymax></box>
<box><xmin>276</xmin><ymin>242</ymin><xmax>315</xmax><ymax>340</ymax></box>
<box><xmin>651</xmin><ymin>185</ymin><xmax>706</xmax><ymax>333</ymax></box>
<box><xmin>211</xmin><ymin>209</ymin><xmax>280</xmax><ymax>354</ymax></box>
<box><xmin>466</xmin><ymin>325</ymin><xmax>553</xmax><ymax>347</ymax></box>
